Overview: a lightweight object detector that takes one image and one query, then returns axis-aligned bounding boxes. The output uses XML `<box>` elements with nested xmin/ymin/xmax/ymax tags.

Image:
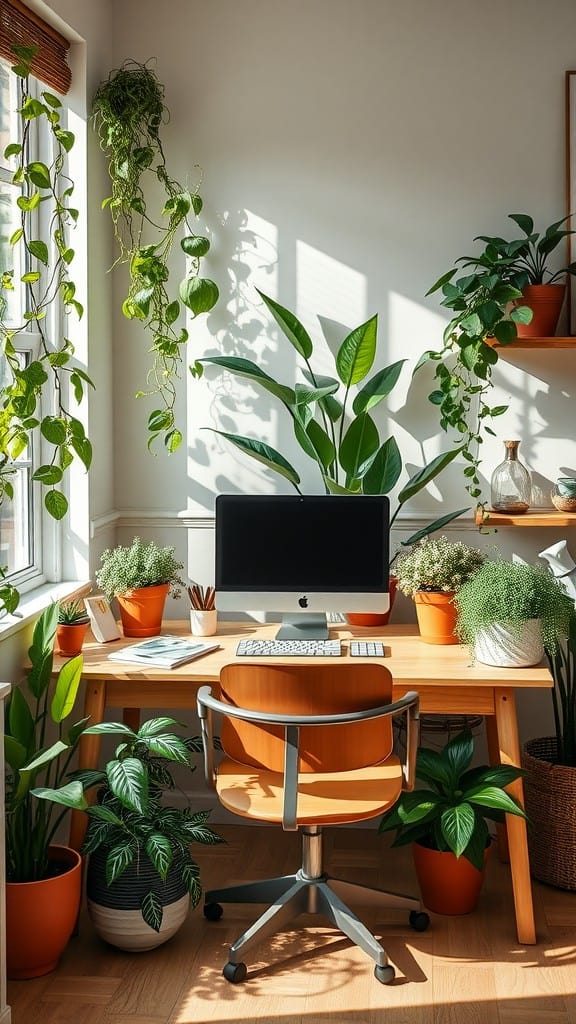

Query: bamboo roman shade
<box><xmin>0</xmin><ymin>0</ymin><xmax>71</xmax><ymax>94</ymax></box>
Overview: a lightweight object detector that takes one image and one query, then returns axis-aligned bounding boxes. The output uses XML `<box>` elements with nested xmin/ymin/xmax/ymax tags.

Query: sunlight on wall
<box><xmin>296</xmin><ymin>240</ymin><xmax>366</xmax><ymax>329</ymax></box>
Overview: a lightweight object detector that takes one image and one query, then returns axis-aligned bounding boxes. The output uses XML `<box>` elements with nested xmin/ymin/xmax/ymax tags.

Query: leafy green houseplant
<box><xmin>95</xmin><ymin>536</ymin><xmax>184</xmax><ymax>600</ymax></box>
<box><xmin>37</xmin><ymin>716</ymin><xmax>223</xmax><ymax>945</ymax></box>
<box><xmin>56</xmin><ymin>598</ymin><xmax>90</xmax><ymax>656</ymax></box>
<box><xmin>0</xmin><ymin>46</ymin><xmax>93</xmax><ymax>613</ymax></box>
<box><xmin>4</xmin><ymin>602</ymin><xmax>88</xmax><ymax>977</ymax></box>
<box><xmin>193</xmin><ymin>289</ymin><xmax>467</xmax><ymax>549</ymax></box>
<box><xmin>420</xmin><ymin>213</ymin><xmax>576</xmax><ymax>501</ymax></box>
<box><xmin>395</xmin><ymin>535</ymin><xmax>485</xmax><ymax>597</ymax></box>
<box><xmin>455</xmin><ymin>559</ymin><xmax>572</xmax><ymax>657</ymax></box>
<box><xmin>379</xmin><ymin>730</ymin><xmax>526</xmax><ymax>913</ymax></box>
<box><xmin>92</xmin><ymin>61</ymin><xmax>218</xmax><ymax>454</ymax></box>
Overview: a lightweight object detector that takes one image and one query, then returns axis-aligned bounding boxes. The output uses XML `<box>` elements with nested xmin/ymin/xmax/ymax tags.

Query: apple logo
<box><xmin>298</xmin><ymin>595</ymin><xmax>308</xmax><ymax>608</ymax></box>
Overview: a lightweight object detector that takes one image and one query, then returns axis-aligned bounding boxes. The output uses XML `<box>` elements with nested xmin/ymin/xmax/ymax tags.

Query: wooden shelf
<box><xmin>486</xmin><ymin>336</ymin><xmax>576</xmax><ymax>349</ymax></box>
<box><xmin>476</xmin><ymin>508</ymin><xmax>576</xmax><ymax>527</ymax></box>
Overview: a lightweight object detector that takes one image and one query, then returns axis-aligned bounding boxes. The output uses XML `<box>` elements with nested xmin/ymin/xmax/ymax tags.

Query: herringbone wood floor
<box><xmin>7</xmin><ymin>824</ymin><xmax>576</xmax><ymax>1024</ymax></box>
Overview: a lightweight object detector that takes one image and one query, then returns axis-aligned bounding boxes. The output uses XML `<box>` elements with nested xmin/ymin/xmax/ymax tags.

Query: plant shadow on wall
<box><xmin>0</xmin><ymin>46</ymin><xmax>93</xmax><ymax>616</ymax></box>
<box><xmin>192</xmin><ymin>291</ymin><xmax>468</xmax><ymax>543</ymax></box>
<box><xmin>92</xmin><ymin>60</ymin><xmax>219</xmax><ymax>454</ymax></box>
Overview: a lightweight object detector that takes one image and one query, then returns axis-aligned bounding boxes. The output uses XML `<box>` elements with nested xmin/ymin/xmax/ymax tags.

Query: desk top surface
<box><xmin>65</xmin><ymin>620</ymin><xmax>553</xmax><ymax>690</ymax></box>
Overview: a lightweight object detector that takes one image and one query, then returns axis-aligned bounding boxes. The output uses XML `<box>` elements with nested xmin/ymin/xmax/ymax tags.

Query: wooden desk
<box><xmin>66</xmin><ymin>621</ymin><xmax>553</xmax><ymax>947</ymax></box>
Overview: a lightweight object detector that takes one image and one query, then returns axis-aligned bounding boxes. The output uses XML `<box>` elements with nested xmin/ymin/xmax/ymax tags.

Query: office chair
<box><xmin>197</xmin><ymin>661</ymin><xmax>429</xmax><ymax>984</ymax></box>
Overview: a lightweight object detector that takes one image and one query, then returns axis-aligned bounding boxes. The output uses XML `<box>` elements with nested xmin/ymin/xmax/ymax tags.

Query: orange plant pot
<box><xmin>56</xmin><ymin>621</ymin><xmax>88</xmax><ymax>656</ymax></box>
<box><xmin>117</xmin><ymin>583</ymin><xmax>169</xmax><ymax>637</ymax></box>
<box><xmin>412</xmin><ymin>842</ymin><xmax>490</xmax><ymax>915</ymax></box>
<box><xmin>6</xmin><ymin>845</ymin><xmax>82</xmax><ymax>979</ymax></box>
<box><xmin>515</xmin><ymin>284</ymin><xmax>565</xmax><ymax>338</ymax></box>
<box><xmin>347</xmin><ymin>576</ymin><xmax>398</xmax><ymax>627</ymax></box>
<box><xmin>414</xmin><ymin>591</ymin><xmax>458</xmax><ymax>644</ymax></box>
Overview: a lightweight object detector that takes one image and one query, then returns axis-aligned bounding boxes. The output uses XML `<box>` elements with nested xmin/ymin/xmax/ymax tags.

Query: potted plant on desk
<box><xmin>379</xmin><ymin>729</ymin><xmax>527</xmax><ymax>914</ymax></box>
<box><xmin>5</xmin><ymin>604</ymin><xmax>88</xmax><ymax>978</ymax></box>
<box><xmin>394</xmin><ymin>535</ymin><xmax>485</xmax><ymax>644</ymax></box>
<box><xmin>95</xmin><ymin>536</ymin><xmax>184</xmax><ymax>637</ymax></box>
<box><xmin>40</xmin><ymin>717</ymin><xmax>223</xmax><ymax>950</ymax></box>
<box><xmin>56</xmin><ymin>599</ymin><xmax>90</xmax><ymax>656</ymax></box>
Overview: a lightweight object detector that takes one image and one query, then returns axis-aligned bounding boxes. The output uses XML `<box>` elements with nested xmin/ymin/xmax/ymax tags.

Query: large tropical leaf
<box><xmin>339</xmin><ymin>413</ymin><xmax>379</xmax><ymax>479</ymax></box>
<box><xmin>463</xmin><ymin>818</ymin><xmax>490</xmax><ymax>871</ymax></box>
<box><xmin>256</xmin><ymin>288</ymin><xmax>313</xmax><ymax>359</ymax></box>
<box><xmin>51</xmin><ymin>654</ymin><xmax>83</xmax><ymax>723</ymax></box>
<box><xmin>31</xmin><ymin>779</ymin><xmax>86</xmax><ymax>809</ymax></box>
<box><xmin>362</xmin><ymin>436</ymin><xmax>402</xmax><ymax>495</ymax></box>
<box><xmin>444</xmin><ymin>730</ymin><xmax>474</xmax><ymax>786</ymax></box>
<box><xmin>137</xmin><ymin>718</ymin><xmax>182</xmax><ymax>737</ymax></box>
<box><xmin>466</xmin><ymin>786</ymin><xmax>526</xmax><ymax>818</ymax></box>
<box><xmin>199</xmin><ymin>356</ymin><xmax>295</xmax><ymax>408</ymax></box>
<box><xmin>7</xmin><ymin>685</ymin><xmax>34</xmax><ymax>750</ymax></box>
<box><xmin>146</xmin><ymin>833</ymin><xmax>173</xmax><ymax>879</ymax></box>
<box><xmin>352</xmin><ymin>359</ymin><xmax>406</xmax><ymax>415</ymax></box>
<box><xmin>208</xmin><ymin>430</ymin><xmax>301</xmax><ymax>490</ymax></box>
<box><xmin>396</xmin><ymin>447</ymin><xmax>462</xmax><ymax>507</ymax></box>
<box><xmin>107</xmin><ymin>756</ymin><xmax>148</xmax><ymax>814</ymax></box>
<box><xmin>335</xmin><ymin>315</ymin><xmax>378</xmax><ymax>386</ymax></box>
<box><xmin>440</xmin><ymin>802</ymin><xmax>475</xmax><ymax>857</ymax></box>
<box><xmin>294</xmin><ymin>418</ymin><xmax>335</xmax><ymax>472</ymax></box>
<box><xmin>400</xmin><ymin>507</ymin><xmax>469</xmax><ymax>547</ymax></box>
<box><xmin>415</xmin><ymin>747</ymin><xmax>453</xmax><ymax>790</ymax></box>
<box><xmin>146</xmin><ymin>734</ymin><xmax>190</xmax><ymax>764</ymax></box>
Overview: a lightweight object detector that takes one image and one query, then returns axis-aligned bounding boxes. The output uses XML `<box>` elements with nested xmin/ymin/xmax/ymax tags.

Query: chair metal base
<box><xmin>204</xmin><ymin>825</ymin><xmax>423</xmax><ymax>973</ymax></box>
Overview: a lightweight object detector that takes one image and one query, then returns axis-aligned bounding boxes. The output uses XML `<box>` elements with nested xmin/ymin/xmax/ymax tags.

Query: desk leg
<box><xmin>485</xmin><ymin>716</ymin><xmax>509</xmax><ymax>862</ymax></box>
<box><xmin>494</xmin><ymin>688</ymin><xmax>536</xmax><ymax>945</ymax></box>
<box><xmin>69</xmin><ymin>680</ymin><xmax>106</xmax><ymax>852</ymax></box>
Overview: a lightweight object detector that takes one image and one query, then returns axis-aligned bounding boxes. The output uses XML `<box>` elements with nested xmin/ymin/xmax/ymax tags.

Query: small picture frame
<box><xmin>85</xmin><ymin>594</ymin><xmax>121</xmax><ymax>643</ymax></box>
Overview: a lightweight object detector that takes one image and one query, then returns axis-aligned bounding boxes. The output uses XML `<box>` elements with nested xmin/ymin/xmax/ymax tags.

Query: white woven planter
<box><xmin>474</xmin><ymin>618</ymin><xmax>544</xmax><ymax>668</ymax></box>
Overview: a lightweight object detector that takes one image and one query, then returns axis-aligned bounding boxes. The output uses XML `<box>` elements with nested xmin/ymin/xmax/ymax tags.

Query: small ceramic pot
<box><xmin>556</xmin><ymin>477</ymin><xmax>576</xmax><ymax>497</ymax></box>
<box><xmin>190</xmin><ymin>609</ymin><xmax>217</xmax><ymax>637</ymax></box>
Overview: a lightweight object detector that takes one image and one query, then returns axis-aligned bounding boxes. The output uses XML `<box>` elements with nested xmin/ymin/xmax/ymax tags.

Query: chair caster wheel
<box><xmin>409</xmin><ymin>910</ymin><xmax>430</xmax><ymax>932</ymax></box>
<box><xmin>204</xmin><ymin>902</ymin><xmax>223</xmax><ymax>921</ymax></box>
<box><xmin>374</xmin><ymin>964</ymin><xmax>395</xmax><ymax>984</ymax></box>
<box><xmin>223</xmin><ymin>961</ymin><xmax>248</xmax><ymax>984</ymax></box>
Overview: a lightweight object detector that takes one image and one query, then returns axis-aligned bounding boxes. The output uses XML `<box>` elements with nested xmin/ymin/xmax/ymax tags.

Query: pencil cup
<box><xmin>190</xmin><ymin>609</ymin><xmax>217</xmax><ymax>637</ymax></box>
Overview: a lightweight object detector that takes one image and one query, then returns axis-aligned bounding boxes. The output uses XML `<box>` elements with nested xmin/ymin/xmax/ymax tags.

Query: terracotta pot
<box><xmin>87</xmin><ymin>847</ymin><xmax>189</xmax><ymax>951</ymax></box>
<box><xmin>6</xmin><ymin>845</ymin><xmax>82</xmax><ymax>979</ymax></box>
<box><xmin>412</xmin><ymin>841</ymin><xmax>490</xmax><ymax>915</ymax></box>
<box><xmin>346</xmin><ymin>576</ymin><xmax>398</xmax><ymax>627</ymax></box>
<box><xmin>117</xmin><ymin>583</ymin><xmax>169</xmax><ymax>637</ymax></box>
<box><xmin>56</xmin><ymin>621</ymin><xmax>88</xmax><ymax>656</ymax></box>
<box><xmin>515</xmin><ymin>284</ymin><xmax>565</xmax><ymax>338</ymax></box>
<box><xmin>414</xmin><ymin>591</ymin><xmax>458</xmax><ymax>645</ymax></box>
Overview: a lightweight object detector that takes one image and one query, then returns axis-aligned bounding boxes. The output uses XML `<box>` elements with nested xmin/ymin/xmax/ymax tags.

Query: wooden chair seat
<box><xmin>216</xmin><ymin>754</ymin><xmax>403</xmax><ymax>825</ymax></box>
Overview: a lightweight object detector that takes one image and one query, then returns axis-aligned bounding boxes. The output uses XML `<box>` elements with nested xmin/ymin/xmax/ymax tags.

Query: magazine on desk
<box><xmin>108</xmin><ymin>635</ymin><xmax>221</xmax><ymax>669</ymax></box>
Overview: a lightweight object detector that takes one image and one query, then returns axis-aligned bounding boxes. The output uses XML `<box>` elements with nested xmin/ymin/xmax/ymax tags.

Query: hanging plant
<box><xmin>92</xmin><ymin>60</ymin><xmax>219</xmax><ymax>453</ymax></box>
<box><xmin>0</xmin><ymin>45</ymin><xmax>93</xmax><ymax>613</ymax></box>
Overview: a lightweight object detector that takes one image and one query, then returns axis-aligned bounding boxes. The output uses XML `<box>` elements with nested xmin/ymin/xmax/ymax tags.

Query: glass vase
<box><xmin>490</xmin><ymin>440</ymin><xmax>531</xmax><ymax>514</ymax></box>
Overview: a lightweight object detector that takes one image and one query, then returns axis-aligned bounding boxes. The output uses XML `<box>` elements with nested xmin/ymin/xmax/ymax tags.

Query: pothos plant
<box><xmin>92</xmin><ymin>61</ymin><xmax>219</xmax><ymax>454</ymax></box>
<box><xmin>192</xmin><ymin>289</ymin><xmax>468</xmax><ymax>551</ymax></box>
<box><xmin>0</xmin><ymin>45</ymin><xmax>93</xmax><ymax>613</ymax></box>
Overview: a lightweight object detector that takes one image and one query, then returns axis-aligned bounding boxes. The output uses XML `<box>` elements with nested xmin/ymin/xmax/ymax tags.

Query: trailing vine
<box><xmin>0</xmin><ymin>45</ymin><xmax>93</xmax><ymax>611</ymax></box>
<box><xmin>92</xmin><ymin>60</ymin><xmax>219</xmax><ymax>453</ymax></box>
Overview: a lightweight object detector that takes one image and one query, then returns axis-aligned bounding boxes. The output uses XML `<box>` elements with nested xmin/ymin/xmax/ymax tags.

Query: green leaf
<box><xmin>181</xmin><ymin>235</ymin><xmax>210</xmax><ymax>257</ymax></box>
<box><xmin>339</xmin><ymin>413</ymin><xmax>379</xmax><ymax>479</ymax></box>
<box><xmin>363</xmin><ymin>436</ymin><xmax>402</xmax><ymax>495</ymax></box>
<box><xmin>27</xmin><ymin>239</ymin><xmax>49</xmax><ymax>265</ymax></box>
<box><xmin>7</xmin><ymin>686</ymin><xmax>35</xmax><ymax>750</ymax></box>
<box><xmin>31</xmin><ymin>779</ymin><xmax>86</xmax><ymax>809</ymax></box>
<box><xmin>70</xmin><ymin>435</ymin><xmax>93</xmax><ymax>470</ymax></box>
<box><xmin>145</xmin><ymin>833</ymin><xmax>172</xmax><ymax>879</ymax></box>
<box><xmin>41</xmin><ymin>416</ymin><xmax>67</xmax><ymax>445</ymax></box>
<box><xmin>200</xmin><ymin>356</ymin><xmax>295</xmax><ymax>407</ymax></box>
<box><xmin>256</xmin><ymin>289</ymin><xmax>313</xmax><ymax>359</ymax></box>
<box><xmin>401</xmin><ymin>507</ymin><xmax>469</xmax><ymax>547</ymax></box>
<box><xmin>45</xmin><ymin>490</ymin><xmax>68</xmax><ymax>519</ymax></box>
<box><xmin>445</xmin><ymin>730</ymin><xmax>474</xmax><ymax>782</ymax></box>
<box><xmin>147</xmin><ymin>734</ymin><xmax>190</xmax><ymax>763</ymax></box>
<box><xmin>335</xmin><ymin>315</ymin><xmax>378</xmax><ymax>386</ymax></box>
<box><xmin>106</xmin><ymin>843</ymin><xmax>135</xmax><ymax>885</ymax></box>
<box><xmin>32</xmin><ymin>465</ymin><xmax>63</xmax><ymax>485</ymax></box>
<box><xmin>24</xmin><ymin>739</ymin><xmax>69</xmax><ymax>774</ymax></box>
<box><xmin>493</xmin><ymin>320</ymin><xmax>518</xmax><ymax>345</ymax></box>
<box><xmin>415</xmin><ymin>748</ymin><xmax>453</xmax><ymax>789</ymax></box>
<box><xmin>165</xmin><ymin>300</ymin><xmax>180</xmax><ymax>326</ymax></box>
<box><xmin>397</xmin><ymin>447</ymin><xmax>461</xmax><ymax>506</ymax></box>
<box><xmin>352</xmin><ymin>359</ymin><xmax>406</xmax><ymax>415</ymax></box>
<box><xmin>26</xmin><ymin>162</ymin><xmax>51</xmax><ymax>189</ymax></box>
<box><xmin>51</xmin><ymin>654</ymin><xmax>83</xmax><ymax>722</ymax></box>
<box><xmin>138</xmin><ymin>717</ymin><xmax>182</xmax><ymax>737</ymax></box>
<box><xmin>179</xmin><ymin>276</ymin><xmax>219</xmax><ymax>314</ymax></box>
<box><xmin>141</xmin><ymin>890</ymin><xmax>163</xmax><ymax>932</ymax></box>
<box><xmin>466</xmin><ymin>786</ymin><xmax>526</xmax><ymax>818</ymax></box>
<box><xmin>148</xmin><ymin>409</ymin><xmax>173</xmax><ymax>434</ymax></box>
<box><xmin>508</xmin><ymin>213</ymin><xmax>534</xmax><ymax>236</ymax></box>
<box><xmin>165</xmin><ymin>429</ymin><xmax>183</xmax><ymax>453</ymax></box>
<box><xmin>4</xmin><ymin>143</ymin><xmax>22</xmax><ymax>159</ymax></box>
<box><xmin>440</xmin><ymin>803</ymin><xmax>475</xmax><ymax>858</ymax></box>
<box><xmin>107</xmin><ymin>756</ymin><xmax>148</xmax><ymax>814</ymax></box>
<box><xmin>510</xmin><ymin>305</ymin><xmax>533</xmax><ymax>325</ymax></box>
<box><xmin>207</xmin><ymin>430</ymin><xmax>301</xmax><ymax>489</ymax></box>
<box><xmin>294</xmin><ymin>418</ymin><xmax>335</xmax><ymax>471</ymax></box>
<box><xmin>9</xmin><ymin>227</ymin><xmax>23</xmax><ymax>245</ymax></box>
<box><xmin>425</xmin><ymin>268</ymin><xmax>456</xmax><ymax>296</ymax></box>
<box><xmin>463</xmin><ymin>819</ymin><xmax>489</xmax><ymax>871</ymax></box>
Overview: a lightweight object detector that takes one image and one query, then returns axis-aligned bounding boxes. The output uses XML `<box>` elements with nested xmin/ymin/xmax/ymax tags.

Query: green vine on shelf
<box><xmin>0</xmin><ymin>46</ymin><xmax>93</xmax><ymax>615</ymax></box>
<box><xmin>92</xmin><ymin>60</ymin><xmax>219</xmax><ymax>453</ymax></box>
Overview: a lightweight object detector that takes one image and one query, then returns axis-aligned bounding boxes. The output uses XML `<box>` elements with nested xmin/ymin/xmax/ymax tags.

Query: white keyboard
<box><xmin>236</xmin><ymin>638</ymin><xmax>342</xmax><ymax>657</ymax></box>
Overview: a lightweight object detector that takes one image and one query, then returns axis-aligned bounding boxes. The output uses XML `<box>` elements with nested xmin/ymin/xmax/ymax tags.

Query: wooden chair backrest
<box><xmin>218</xmin><ymin>661</ymin><xmax>394</xmax><ymax>773</ymax></box>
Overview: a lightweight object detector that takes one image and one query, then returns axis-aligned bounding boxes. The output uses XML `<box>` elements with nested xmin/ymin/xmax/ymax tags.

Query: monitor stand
<box><xmin>275</xmin><ymin>613</ymin><xmax>329</xmax><ymax>640</ymax></box>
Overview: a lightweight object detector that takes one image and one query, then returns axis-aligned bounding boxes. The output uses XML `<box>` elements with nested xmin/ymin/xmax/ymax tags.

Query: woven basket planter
<box><xmin>522</xmin><ymin>737</ymin><xmax>576</xmax><ymax>891</ymax></box>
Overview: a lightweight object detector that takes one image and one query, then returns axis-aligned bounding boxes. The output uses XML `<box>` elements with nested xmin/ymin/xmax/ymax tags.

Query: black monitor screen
<box><xmin>215</xmin><ymin>494</ymin><xmax>389</xmax><ymax>593</ymax></box>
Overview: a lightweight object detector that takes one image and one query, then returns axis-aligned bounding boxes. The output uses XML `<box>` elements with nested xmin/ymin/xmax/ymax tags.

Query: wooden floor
<box><xmin>7</xmin><ymin>824</ymin><xmax>576</xmax><ymax>1024</ymax></box>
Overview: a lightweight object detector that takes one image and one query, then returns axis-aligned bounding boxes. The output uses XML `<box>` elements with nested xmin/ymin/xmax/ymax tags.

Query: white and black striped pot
<box><xmin>87</xmin><ymin>847</ymin><xmax>189</xmax><ymax>951</ymax></box>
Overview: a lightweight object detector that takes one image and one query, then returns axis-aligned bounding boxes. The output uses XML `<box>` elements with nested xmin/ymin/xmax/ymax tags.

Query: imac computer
<box><xmin>215</xmin><ymin>494</ymin><xmax>390</xmax><ymax>639</ymax></box>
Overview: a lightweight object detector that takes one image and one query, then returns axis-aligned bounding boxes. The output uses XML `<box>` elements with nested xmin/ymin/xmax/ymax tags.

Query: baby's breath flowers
<box><xmin>95</xmin><ymin>537</ymin><xmax>184</xmax><ymax>599</ymax></box>
<box><xmin>395</xmin><ymin>535</ymin><xmax>485</xmax><ymax>597</ymax></box>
